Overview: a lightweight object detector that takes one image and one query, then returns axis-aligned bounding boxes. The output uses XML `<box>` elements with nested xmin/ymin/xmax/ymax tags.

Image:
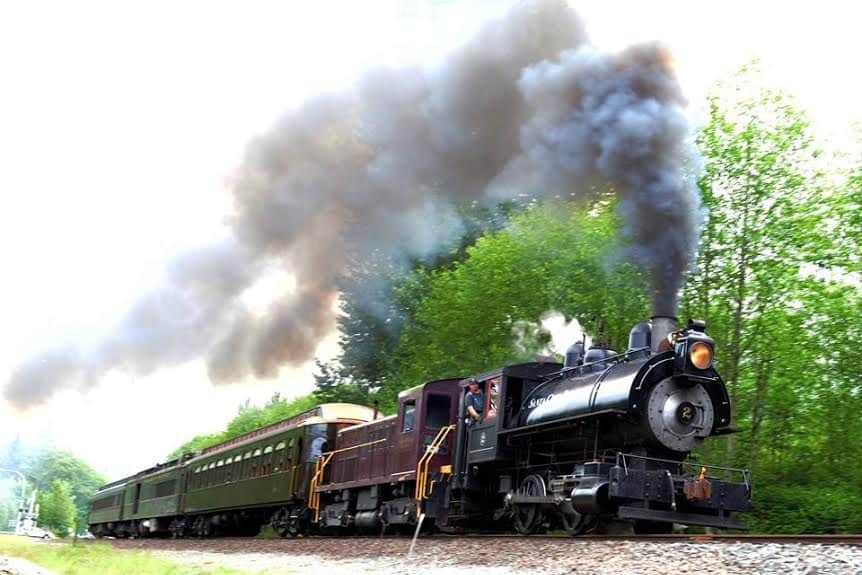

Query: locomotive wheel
<box><xmin>560</xmin><ymin>509</ymin><xmax>593</xmax><ymax>536</ymax></box>
<box><xmin>513</xmin><ymin>474</ymin><xmax>546</xmax><ymax>535</ymax></box>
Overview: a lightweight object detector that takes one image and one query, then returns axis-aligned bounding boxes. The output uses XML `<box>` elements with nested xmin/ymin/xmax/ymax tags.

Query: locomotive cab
<box><xmin>453</xmin><ymin>362</ymin><xmax>564</xmax><ymax>477</ymax></box>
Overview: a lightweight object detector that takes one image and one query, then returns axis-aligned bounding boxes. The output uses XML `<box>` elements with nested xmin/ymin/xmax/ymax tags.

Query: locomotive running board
<box><xmin>617</xmin><ymin>505</ymin><xmax>748</xmax><ymax>530</ymax></box>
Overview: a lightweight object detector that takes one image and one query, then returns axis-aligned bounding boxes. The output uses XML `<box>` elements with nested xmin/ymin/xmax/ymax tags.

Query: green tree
<box><xmin>312</xmin><ymin>360</ymin><xmax>377</xmax><ymax>406</ymax></box>
<box><xmin>27</xmin><ymin>450</ymin><xmax>104</xmax><ymax>526</ymax></box>
<box><xmin>681</xmin><ymin>65</ymin><xmax>862</xmax><ymax>531</ymax></box>
<box><xmin>37</xmin><ymin>479</ymin><xmax>75</xmax><ymax>538</ymax></box>
<box><xmin>318</xmin><ymin>202</ymin><xmax>516</xmax><ymax>401</ymax></box>
<box><xmin>168</xmin><ymin>393</ymin><xmax>319</xmax><ymax>458</ymax></box>
<box><xmin>380</xmin><ymin>199</ymin><xmax>649</xmax><ymax>410</ymax></box>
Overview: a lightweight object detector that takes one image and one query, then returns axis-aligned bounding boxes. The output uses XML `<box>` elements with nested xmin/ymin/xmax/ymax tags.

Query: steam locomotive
<box><xmin>88</xmin><ymin>317</ymin><xmax>750</xmax><ymax>537</ymax></box>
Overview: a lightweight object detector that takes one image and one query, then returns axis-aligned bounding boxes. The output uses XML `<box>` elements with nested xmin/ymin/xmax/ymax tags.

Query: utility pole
<box><xmin>0</xmin><ymin>468</ymin><xmax>27</xmax><ymax>534</ymax></box>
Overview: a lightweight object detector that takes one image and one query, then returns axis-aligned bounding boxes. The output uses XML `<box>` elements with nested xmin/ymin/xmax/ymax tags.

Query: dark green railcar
<box><xmin>87</xmin><ymin>403</ymin><xmax>376</xmax><ymax>538</ymax></box>
<box><xmin>89</xmin><ymin>458</ymin><xmax>187</xmax><ymax>537</ymax></box>
<box><xmin>180</xmin><ymin>403</ymin><xmax>374</xmax><ymax>537</ymax></box>
<box><xmin>122</xmin><ymin>464</ymin><xmax>185</xmax><ymax>535</ymax></box>
<box><xmin>88</xmin><ymin>482</ymin><xmax>127</xmax><ymax>534</ymax></box>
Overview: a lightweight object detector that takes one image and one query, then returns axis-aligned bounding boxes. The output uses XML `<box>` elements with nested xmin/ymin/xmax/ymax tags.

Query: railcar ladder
<box><xmin>414</xmin><ymin>424</ymin><xmax>456</xmax><ymax>513</ymax></box>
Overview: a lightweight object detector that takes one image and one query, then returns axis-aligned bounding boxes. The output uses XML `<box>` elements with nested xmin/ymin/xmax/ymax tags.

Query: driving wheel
<box><xmin>513</xmin><ymin>474</ymin><xmax>546</xmax><ymax>535</ymax></box>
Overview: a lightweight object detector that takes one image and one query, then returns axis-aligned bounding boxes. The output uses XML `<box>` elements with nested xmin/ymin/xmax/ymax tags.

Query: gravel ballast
<box><xmin>112</xmin><ymin>536</ymin><xmax>862</xmax><ymax>575</ymax></box>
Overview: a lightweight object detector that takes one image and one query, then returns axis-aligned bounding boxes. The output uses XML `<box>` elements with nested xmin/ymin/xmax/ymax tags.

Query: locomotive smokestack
<box><xmin>650</xmin><ymin>315</ymin><xmax>677</xmax><ymax>353</ymax></box>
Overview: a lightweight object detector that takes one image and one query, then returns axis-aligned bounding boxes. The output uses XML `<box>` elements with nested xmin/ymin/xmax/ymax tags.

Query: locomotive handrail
<box><xmin>615</xmin><ymin>452</ymin><xmax>751</xmax><ymax>492</ymax></box>
<box><xmin>307</xmin><ymin>438</ymin><xmax>388</xmax><ymax>522</ymax></box>
<box><xmin>414</xmin><ymin>425</ymin><xmax>456</xmax><ymax>513</ymax></box>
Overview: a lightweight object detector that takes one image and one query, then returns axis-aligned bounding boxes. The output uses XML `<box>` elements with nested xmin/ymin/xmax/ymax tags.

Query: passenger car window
<box><xmin>402</xmin><ymin>400</ymin><xmax>416</xmax><ymax>432</ymax></box>
<box><xmin>264</xmin><ymin>445</ymin><xmax>273</xmax><ymax>454</ymax></box>
<box><xmin>276</xmin><ymin>441</ymin><xmax>286</xmax><ymax>450</ymax></box>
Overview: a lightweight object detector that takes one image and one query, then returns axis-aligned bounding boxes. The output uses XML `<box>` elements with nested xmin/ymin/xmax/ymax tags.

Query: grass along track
<box><xmin>0</xmin><ymin>534</ymin><xmax>246</xmax><ymax>575</ymax></box>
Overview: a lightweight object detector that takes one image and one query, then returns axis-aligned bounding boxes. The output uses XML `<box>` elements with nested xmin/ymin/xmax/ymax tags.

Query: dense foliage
<box><xmin>682</xmin><ymin>68</ymin><xmax>862</xmax><ymax>532</ymax></box>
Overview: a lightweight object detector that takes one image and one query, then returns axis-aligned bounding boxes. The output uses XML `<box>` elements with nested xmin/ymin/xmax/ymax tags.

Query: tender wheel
<box><xmin>192</xmin><ymin>516</ymin><xmax>212</xmax><ymax>538</ymax></box>
<box><xmin>512</xmin><ymin>474</ymin><xmax>546</xmax><ymax>535</ymax></box>
<box><xmin>633</xmin><ymin>520</ymin><xmax>674</xmax><ymax>534</ymax></box>
<box><xmin>271</xmin><ymin>508</ymin><xmax>290</xmax><ymax>538</ymax></box>
<box><xmin>286</xmin><ymin>510</ymin><xmax>308</xmax><ymax>538</ymax></box>
<box><xmin>169</xmin><ymin>518</ymin><xmax>186</xmax><ymax>539</ymax></box>
<box><xmin>272</xmin><ymin>507</ymin><xmax>308</xmax><ymax>538</ymax></box>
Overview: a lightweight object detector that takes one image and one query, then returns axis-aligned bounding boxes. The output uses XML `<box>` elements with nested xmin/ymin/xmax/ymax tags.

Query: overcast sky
<box><xmin>1</xmin><ymin>0</ymin><xmax>859</xmax><ymax>480</ymax></box>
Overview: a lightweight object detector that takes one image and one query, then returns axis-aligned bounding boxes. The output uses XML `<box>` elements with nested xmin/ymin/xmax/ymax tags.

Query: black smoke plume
<box><xmin>5</xmin><ymin>0</ymin><xmax>700</xmax><ymax>408</ymax></box>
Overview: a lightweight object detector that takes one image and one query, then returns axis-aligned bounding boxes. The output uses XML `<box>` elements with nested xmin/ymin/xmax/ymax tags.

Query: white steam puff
<box><xmin>5</xmin><ymin>0</ymin><xmax>700</xmax><ymax>408</ymax></box>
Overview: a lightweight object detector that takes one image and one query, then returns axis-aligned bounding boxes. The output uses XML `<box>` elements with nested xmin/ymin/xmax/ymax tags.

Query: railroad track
<box><xmin>465</xmin><ymin>533</ymin><xmax>862</xmax><ymax>545</ymax></box>
<box><xmin>109</xmin><ymin>533</ymin><xmax>862</xmax><ymax>546</ymax></box>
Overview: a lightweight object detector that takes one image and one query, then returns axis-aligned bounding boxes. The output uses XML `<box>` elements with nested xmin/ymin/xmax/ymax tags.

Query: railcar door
<box><xmin>398</xmin><ymin>396</ymin><xmax>419</xmax><ymax>471</ymax></box>
<box><xmin>131</xmin><ymin>482</ymin><xmax>142</xmax><ymax>515</ymax></box>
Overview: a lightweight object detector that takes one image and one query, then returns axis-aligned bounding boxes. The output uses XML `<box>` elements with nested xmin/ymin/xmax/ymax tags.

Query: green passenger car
<box><xmin>88</xmin><ymin>403</ymin><xmax>376</xmax><ymax>538</ymax></box>
<box><xmin>181</xmin><ymin>404</ymin><xmax>375</xmax><ymax>537</ymax></box>
<box><xmin>89</xmin><ymin>459</ymin><xmax>186</xmax><ymax>537</ymax></box>
<box><xmin>88</xmin><ymin>482</ymin><xmax>126</xmax><ymax>530</ymax></box>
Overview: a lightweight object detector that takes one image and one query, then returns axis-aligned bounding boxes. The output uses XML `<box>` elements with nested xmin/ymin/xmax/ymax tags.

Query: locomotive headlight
<box><xmin>689</xmin><ymin>341</ymin><xmax>713</xmax><ymax>370</ymax></box>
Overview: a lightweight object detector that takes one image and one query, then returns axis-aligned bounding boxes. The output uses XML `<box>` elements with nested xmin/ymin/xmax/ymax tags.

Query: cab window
<box><xmin>486</xmin><ymin>377</ymin><xmax>500</xmax><ymax>420</ymax></box>
<box><xmin>425</xmin><ymin>394</ymin><xmax>451</xmax><ymax>428</ymax></box>
<box><xmin>402</xmin><ymin>400</ymin><xmax>416</xmax><ymax>432</ymax></box>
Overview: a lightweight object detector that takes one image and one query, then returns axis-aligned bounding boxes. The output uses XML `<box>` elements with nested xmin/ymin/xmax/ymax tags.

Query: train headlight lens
<box><xmin>689</xmin><ymin>342</ymin><xmax>713</xmax><ymax>370</ymax></box>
